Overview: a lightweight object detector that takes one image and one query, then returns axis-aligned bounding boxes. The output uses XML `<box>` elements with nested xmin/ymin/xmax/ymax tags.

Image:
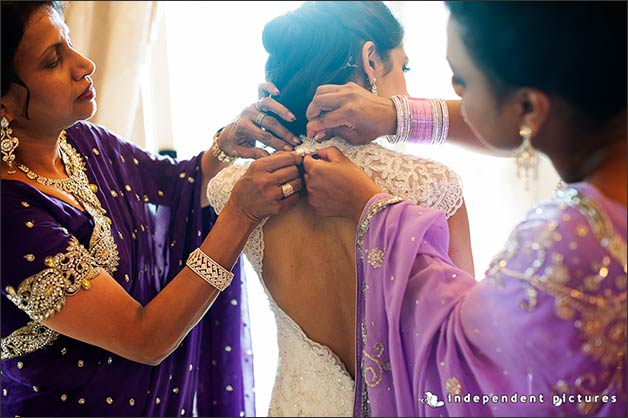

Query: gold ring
<box><xmin>255</xmin><ymin>112</ymin><xmax>266</xmax><ymax>128</ymax></box>
<box><xmin>281</xmin><ymin>182</ymin><xmax>295</xmax><ymax>198</ymax></box>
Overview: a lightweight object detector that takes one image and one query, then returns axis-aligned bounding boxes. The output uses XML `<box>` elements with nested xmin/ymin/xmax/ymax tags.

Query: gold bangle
<box><xmin>186</xmin><ymin>248</ymin><xmax>234</xmax><ymax>291</ymax></box>
<box><xmin>210</xmin><ymin>128</ymin><xmax>238</xmax><ymax>164</ymax></box>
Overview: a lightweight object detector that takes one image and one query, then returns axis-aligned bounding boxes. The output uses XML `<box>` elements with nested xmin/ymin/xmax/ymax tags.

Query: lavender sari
<box><xmin>1</xmin><ymin>121</ymin><xmax>254</xmax><ymax>416</ymax></box>
<box><xmin>354</xmin><ymin>183</ymin><xmax>626</xmax><ymax>417</ymax></box>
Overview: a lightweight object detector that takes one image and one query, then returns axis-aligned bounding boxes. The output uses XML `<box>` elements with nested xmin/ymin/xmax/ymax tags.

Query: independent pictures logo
<box><xmin>419</xmin><ymin>392</ymin><xmax>445</xmax><ymax>408</ymax></box>
<box><xmin>419</xmin><ymin>390</ymin><xmax>619</xmax><ymax>409</ymax></box>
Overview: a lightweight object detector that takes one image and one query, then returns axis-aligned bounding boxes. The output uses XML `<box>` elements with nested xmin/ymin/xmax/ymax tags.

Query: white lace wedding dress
<box><xmin>207</xmin><ymin>138</ymin><xmax>464</xmax><ymax>416</ymax></box>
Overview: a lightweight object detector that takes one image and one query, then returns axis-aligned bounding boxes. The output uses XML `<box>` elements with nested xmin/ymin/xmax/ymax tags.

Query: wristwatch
<box><xmin>210</xmin><ymin>127</ymin><xmax>238</xmax><ymax>164</ymax></box>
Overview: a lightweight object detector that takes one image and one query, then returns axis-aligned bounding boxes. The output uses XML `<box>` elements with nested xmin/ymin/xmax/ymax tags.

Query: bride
<box><xmin>209</xmin><ymin>2</ymin><xmax>474</xmax><ymax>416</ymax></box>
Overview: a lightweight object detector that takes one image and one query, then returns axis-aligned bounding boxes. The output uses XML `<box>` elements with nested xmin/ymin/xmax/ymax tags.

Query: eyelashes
<box><xmin>451</xmin><ymin>75</ymin><xmax>466</xmax><ymax>88</ymax></box>
<box><xmin>45</xmin><ymin>56</ymin><xmax>61</xmax><ymax>69</ymax></box>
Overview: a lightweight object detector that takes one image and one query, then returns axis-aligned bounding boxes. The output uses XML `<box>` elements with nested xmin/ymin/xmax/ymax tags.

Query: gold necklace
<box><xmin>17</xmin><ymin>130</ymin><xmax>119</xmax><ymax>274</ymax></box>
<box><xmin>18</xmin><ymin>130</ymin><xmax>101</xmax><ymax>211</ymax></box>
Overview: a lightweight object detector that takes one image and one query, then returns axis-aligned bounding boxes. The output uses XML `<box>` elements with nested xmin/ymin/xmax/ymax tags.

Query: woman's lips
<box><xmin>77</xmin><ymin>84</ymin><xmax>95</xmax><ymax>100</ymax></box>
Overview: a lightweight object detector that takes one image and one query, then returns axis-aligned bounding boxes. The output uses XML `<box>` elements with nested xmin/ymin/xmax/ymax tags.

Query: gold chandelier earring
<box><xmin>1</xmin><ymin>117</ymin><xmax>19</xmax><ymax>175</ymax></box>
<box><xmin>370</xmin><ymin>77</ymin><xmax>378</xmax><ymax>96</ymax></box>
<box><xmin>513</xmin><ymin>123</ymin><xmax>539</xmax><ymax>191</ymax></box>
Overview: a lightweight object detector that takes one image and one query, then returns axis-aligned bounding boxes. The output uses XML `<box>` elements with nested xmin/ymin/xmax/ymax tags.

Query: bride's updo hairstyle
<box><xmin>262</xmin><ymin>1</ymin><xmax>403</xmax><ymax>136</ymax></box>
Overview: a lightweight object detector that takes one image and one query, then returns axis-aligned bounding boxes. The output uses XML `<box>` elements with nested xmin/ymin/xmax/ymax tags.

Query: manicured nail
<box><xmin>313</xmin><ymin>133</ymin><xmax>326</xmax><ymax>142</ymax></box>
<box><xmin>287</xmin><ymin>112</ymin><xmax>296</xmax><ymax>121</ymax></box>
<box><xmin>292</xmin><ymin>136</ymin><xmax>301</xmax><ymax>145</ymax></box>
<box><xmin>283</xmin><ymin>145</ymin><xmax>293</xmax><ymax>152</ymax></box>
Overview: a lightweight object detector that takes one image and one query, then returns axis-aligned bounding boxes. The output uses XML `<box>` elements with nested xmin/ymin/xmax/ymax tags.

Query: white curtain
<box><xmin>65</xmin><ymin>1</ymin><xmax>171</xmax><ymax>149</ymax></box>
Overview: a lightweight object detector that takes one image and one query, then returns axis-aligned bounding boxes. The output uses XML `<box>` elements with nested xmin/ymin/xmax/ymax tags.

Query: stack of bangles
<box><xmin>385</xmin><ymin>96</ymin><xmax>449</xmax><ymax>145</ymax></box>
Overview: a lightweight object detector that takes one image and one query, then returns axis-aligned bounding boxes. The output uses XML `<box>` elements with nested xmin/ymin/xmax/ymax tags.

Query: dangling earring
<box><xmin>370</xmin><ymin>77</ymin><xmax>378</xmax><ymax>96</ymax></box>
<box><xmin>513</xmin><ymin>124</ymin><xmax>539</xmax><ymax>191</ymax></box>
<box><xmin>1</xmin><ymin>117</ymin><xmax>19</xmax><ymax>175</ymax></box>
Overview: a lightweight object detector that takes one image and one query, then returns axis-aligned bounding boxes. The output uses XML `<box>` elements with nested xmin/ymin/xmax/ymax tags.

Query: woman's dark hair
<box><xmin>1</xmin><ymin>1</ymin><xmax>67</xmax><ymax>117</ymax></box>
<box><xmin>445</xmin><ymin>1</ymin><xmax>627</xmax><ymax>126</ymax></box>
<box><xmin>263</xmin><ymin>1</ymin><xmax>404</xmax><ymax>136</ymax></box>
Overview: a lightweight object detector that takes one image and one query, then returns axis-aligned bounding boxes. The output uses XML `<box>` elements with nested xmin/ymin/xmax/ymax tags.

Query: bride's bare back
<box><xmin>262</xmin><ymin>199</ymin><xmax>358</xmax><ymax>377</ymax></box>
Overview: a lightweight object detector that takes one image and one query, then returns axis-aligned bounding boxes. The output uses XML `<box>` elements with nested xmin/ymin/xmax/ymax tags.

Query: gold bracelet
<box><xmin>210</xmin><ymin>128</ymin><xmax>238</xmax><ymax>164</ymax></box>
<box><xmin>186</xmin><ymin>248</ymin><xmax>234</xmax><ymax>291</ymax></box>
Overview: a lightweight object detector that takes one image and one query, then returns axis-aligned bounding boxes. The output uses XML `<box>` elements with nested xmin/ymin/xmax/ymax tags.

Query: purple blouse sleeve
<box><xmin>1</xmin><ymin>185</ymin><xmax>101</xmax><ymax>322</ymax></box>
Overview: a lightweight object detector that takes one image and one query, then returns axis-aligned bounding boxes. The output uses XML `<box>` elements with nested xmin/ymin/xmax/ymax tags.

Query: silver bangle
<box><xmin>186</xmin><ymin>248</ymin><xmax>234</xmax><ymax>291</ymax></box>
<box><xmin>437</xmin><ymin>99</ymin><xmax>449</xmax><ymax>145</ymax></box>
<box><xmin>386</xmin><ymin>95</ymin><xmax>411</xmax><ymax>144</ymax></box>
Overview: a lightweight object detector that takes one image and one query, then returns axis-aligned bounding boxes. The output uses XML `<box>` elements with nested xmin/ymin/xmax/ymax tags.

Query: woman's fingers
<box><xmin>232</xmin><ymin>110</ymin><xmax>292</xmax><ymax>155</ymax></box>
<box><xmin>219</xmin><ymin>90</ymin><xmax>301</xmax><ymax>160</ymax></box>
<box><xmin>306</xmin><ymin>111</ymin><xmax>357</xmax><ymax>140</ymax></box>
<box><xmin>305</xmin><ymin>91</ymin><xmax>343</xmax><ymax>121</ymax></box>
<box><xmin>231</xmin><ymin>152</ymin><xmax>303</xmax><ymax>222</ymax></box>
<box><xmin>311</xmin><ymin>146</ymin><xmax>346</xmax><ymax>163</ymax></box>
<box><xmin>305</xmin><ymin>82</ymin><xmax>363</xmax><ymax>120</ymax></box>
<box><xmin>258</xmin><ymin>151</ymin><xmax>303</xmax><ymax>173</ymax></box>
<box><xmin>270</xmin><ymin>164</ymin><xmax>300</xmax><ymax>185</ymax></box>
<box><xmin>276</xmin><ymin>177</ymin><xmax>303</xmax><ymax>200</ymax></box>
<box><xmin>255</xmin><ymin>96</ymin><xmax>297</xmax><ymax>126</ymax></box>
<box><xmin>252</xmin><ymin>113</ymin><xmax>301</xmax><ymax>149</ymax></box>
<box><xmin>245</xmin><ymin>99</ymin><xmax>300</xmax><ymax>148</ymax></box>
<box><xmin>258</xmin><ymin>81</ymin><xmax>280</xmax><ymax>99</ymax></box>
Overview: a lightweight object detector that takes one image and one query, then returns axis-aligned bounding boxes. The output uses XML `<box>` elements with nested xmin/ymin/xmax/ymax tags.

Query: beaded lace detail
<box><xmin>207</xmin><ymin>137</ymin><xmax>464</xmax><ymax>415</ymax></box>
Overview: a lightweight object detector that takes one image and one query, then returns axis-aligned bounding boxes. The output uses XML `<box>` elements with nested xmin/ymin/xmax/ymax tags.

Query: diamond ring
<box><xmin>281</xmin><ymin>182</ymin><xmax>295</xmax><ymax>198</ymax></box>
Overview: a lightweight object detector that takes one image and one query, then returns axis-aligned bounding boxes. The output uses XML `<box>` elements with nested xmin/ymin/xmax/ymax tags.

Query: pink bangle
<box><xmin>401</xmin><ymin>98</ymin><xmax>449</xmax><ymax>145</ymax></box>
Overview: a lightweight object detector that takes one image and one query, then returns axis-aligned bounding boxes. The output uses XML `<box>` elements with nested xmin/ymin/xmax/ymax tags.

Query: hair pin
<box><xmin>344</xmin><ymin>56</ymin><xmax>358</xmax><ymax>69</ymax></box>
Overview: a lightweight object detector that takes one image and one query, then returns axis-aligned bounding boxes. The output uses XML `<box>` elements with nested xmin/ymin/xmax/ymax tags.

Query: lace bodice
<box><xmin>207</xmin><ymin>138</ymin><xmax>464</xmax><ymax>416</ymax></box>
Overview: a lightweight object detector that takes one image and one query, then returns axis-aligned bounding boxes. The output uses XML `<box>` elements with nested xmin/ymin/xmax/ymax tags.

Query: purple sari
<box><xmin>354</xmin><ymin>183</ymin><xmax>626</xmax><ymax>417</ymax></box>
<box><xmin>1</xmin><ymin>121</ymin><xmax>254</xmax><ymax>417</ymax></box>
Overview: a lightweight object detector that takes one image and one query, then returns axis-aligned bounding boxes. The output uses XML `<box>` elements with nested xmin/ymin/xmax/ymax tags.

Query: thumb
<box><xmin>315</xmin><ymin>146</ymin><xmax>346</xmax><ymax>163</ymax></box>
<box><xmin>236</xmin><ymin>146</ymin><xmax>270</xmax><ymax>160</ymax></box>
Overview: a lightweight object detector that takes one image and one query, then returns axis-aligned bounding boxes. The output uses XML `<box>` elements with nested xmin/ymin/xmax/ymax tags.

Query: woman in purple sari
<box><xmin>302</xmin><ymin>2</ymin><xmax>626</xmax><ymax>416</ymax></box>
<box><xmin>1</xmin><ymin>1</ymin><xmax>303</xmax><ymax>416</ymax></box>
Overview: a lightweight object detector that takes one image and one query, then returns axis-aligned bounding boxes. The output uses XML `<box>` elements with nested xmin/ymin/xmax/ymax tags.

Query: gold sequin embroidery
<box><xmin>357</xmin><ymin>196</ymin><xmax>404</xmax><ymax>257</ymax></box>
<box><xmin>362</xmin><ymin>342</ymin><xmax>388</xmax><ymax>387</ymax></box>
<box><xmin>492</xmin><ymin>185</ymin><xmax>626</xmax><ymax>402</ymax></box>
<box><xmin>367</xmin><ymin>248</ymin><xmax>384</xmax><ymax>268</ymax></box>
<box><xmin>5</xmin><ymin>236</ymin><xmax>101</xmax><ymax>324</ymax></box>
<box><xmin>445</xmin><ymin>377</ymin><xmax>462</xmax><ymax>395</ymax></box>
<box><xmin>1</xmin><ymin>321</ymin><xmax>59</xmax><ymax>360</ymax></box>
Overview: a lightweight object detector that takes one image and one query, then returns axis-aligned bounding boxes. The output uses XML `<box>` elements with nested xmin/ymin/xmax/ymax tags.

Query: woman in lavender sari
<box><xmin>1</xmin><ymin>1</ymin><xmax>303</xmax><ymax>416</ymax></box>
<box><xmin>303</xmin><ymin>2</ymin><xmax>626</xmax><ymax>416</ymax></box>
